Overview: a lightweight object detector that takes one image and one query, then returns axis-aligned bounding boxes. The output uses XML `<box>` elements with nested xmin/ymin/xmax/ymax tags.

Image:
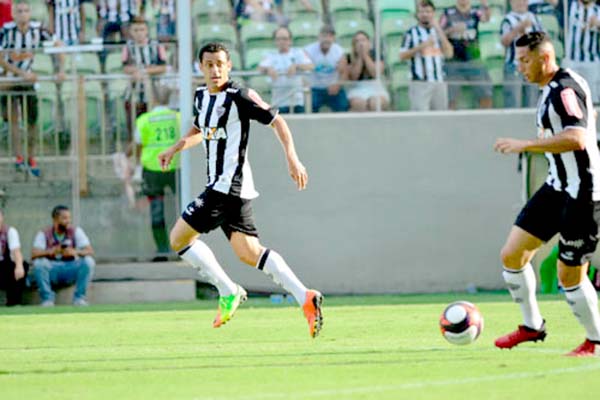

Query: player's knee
<box><xmin>169</xmin><ymin>230</ymin><xmax>188</xmax><ymax>252</ymax></box>
<box><xmin>500</xmin><ymin>246</ymin><xmax>526</xmax><ymax>269</ymax></box>
<box><xmin>557</xmin><ymin>263</ymin><xmax>585</xmax><ymax>288</ymax></box>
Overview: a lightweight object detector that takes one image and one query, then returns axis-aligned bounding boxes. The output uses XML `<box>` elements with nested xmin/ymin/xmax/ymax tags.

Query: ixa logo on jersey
<box><xmin>202</xmin><ymin>127</ymin><xmax>227</xmax><ymax>140</ymax></box>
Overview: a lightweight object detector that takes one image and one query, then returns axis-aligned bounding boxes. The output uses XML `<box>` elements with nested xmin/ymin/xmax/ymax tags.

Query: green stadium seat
<box><xmin>246</xmin><ymin>75</ymin><xmax>272</xmax><ymax>99</ymax></box>
<box><xmin>390</xmin><ymin>66</ymin><xmax>411</xmax><ymax>111</ymax></box>
<box><xmin>244</xmin><ymin>48</ymin><xmax>275</xmax><ymax>70</ymax></box>
<box><xmin>553</xmin><ymin>38</ymin><xmax>564</xmax><ymax>62</ymax></box>
<box><xmin>334</xmin><ymin>17</ymin><xmax>374</xmax><ymax>50</ymax></box>
<box><xmin>478</xmin><ymin>18</ymin><xmax>502</xmax><ymax>39</ymax></box>
<box><xmin>240</xmin><ymin>21</ymin><xmax>279</xmax><ymax>50</ymax></box>
<box><xmin>479</xmin><ymin>34</ymin><xmax>504</xmax><ymax>60</ymax></box>
<box><xmin>32</xmin><ymin>54</ymin><xmax>55</xmax><ymax>75</ymax></box>
<box><xmin>230</xmin><ymin>48</ymin><xmax>242</xmax><ymax>70</ymax></box>
<box><xmin>377</xmin><ymin>0</ymin><xmax>416</xmax><ymax>20</ymax></box>
<box><xmin>329</xmin><ymin>0</ymin><xmax>369</xmax><ymax>20</ymax></box>
<box><xmin>284</xmin><ymin>0</ymin><xmax>323</xmax><ymax>19</ymax></box>
<box><xmin>196</xmin><ymin>23</ymin><xmax>238</xmax><ymax>49</ymax></box>
<box><xmin>539</xmin><ymin>14</ymin><xmax>560</xmax><ymax>40</ymax></box>
<box><xmin>382</xmin><ymin>15</ymin><xmax>416</xmax><ymax>47</ymax></box>
<box><xmin>436</xmin><ymin>0</ymin><xmax>457</xmax><ymax>10</ymax></box>
<box><xmin>73</xmin><ymin>53</ymin><xmax>101</xmax><ymax>74</ymax></box>
<box><xmin>105</xmin><ymin>52</ymin><xmax>123</xmax><ymax>74</ymax></box>
<box><xmin>289</xmin><ymin>18</ymin><xmax>321</xmax><ymax>47</ymax></box>
<box><xmin>30</xmin><ymin>2</ymin><xmax>49</xmax><ymax>25</ymax></box>
<box><xmin>193</xmin><ymin>0</ymin><xmax>232</xmax><ymax>24</ymax></box>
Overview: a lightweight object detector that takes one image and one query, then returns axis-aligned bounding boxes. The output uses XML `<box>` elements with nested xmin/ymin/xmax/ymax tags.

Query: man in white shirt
<box><xmin>0</xmin><ymin>209</ymin><xmax>27</xmax><ymax>306</ymax></box>
<box><xmin>259</xmin><ymin>26</ymin><xmax>314</xmax><ymax>113</ymax></box>
<box><xmin>303</xmin><ymin>25</ymin><xmax>349</xmax><ymax>112</ymax></box>
<box><xmin>31</xmin><ymin>205</ymin><xmax>95</xmax><ymax>306</ymax></box>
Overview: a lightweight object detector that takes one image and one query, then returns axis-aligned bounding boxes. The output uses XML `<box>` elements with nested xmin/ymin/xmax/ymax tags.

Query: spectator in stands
<box><xmin>97</xmin><ymin>0</ymin><xmax>136</xmax><ymax>71</ymax></box>
<box><xmin>528</xmin><ymin>0</ymin><xmax>559</xmax><ymax>15</ymax></box>
<box><xmin>259</xmin><ymin>26</ymin><xmax>314</xmax><ymax>113</ymax></box>
<box><xmin>563</xmin><ymin>0</ymin><xmax>600</xmax><ymax>104</ymax></box>
<box><xmin>501</xmin><ymin>0</ymin><xmax>544</xmax><ymax>108</ymax></box>
<box><xmin>303</xmin><ymin>25</ymin><xmax>349</xmax><ymax>112</ymax></box>
<box><xmin>133</xmin><ymin>88</ymin><xmax>179</xmax><ymax>261</ymax></box>
<box><xmin>0</xmin><ymin>0</ymin><xmax>13</xmax><ymax>27</ymax></box>
<box><xmin>122</xmin><ymin>17</ymin><xmax>168</xmax><ymax>142</ymax></box>
<box><xmin>344</xmin><ymin>31</ymin><xmax>389</xmax><ymax>112</ymax></box>
<box><xmin>0</xmin><ymin>0</ymin><xmax>65</xmax><ymax>177</ymax></box>
<box><xmin>0</xmin><ymin>209</ymin><xmax>28</xmax><ymax>306</ymax></box>
<box><xmin>400</xmin><ymin>0</ymin><xmax>454</xmax><ymax>111</ymax></box>
<box><xmin>153</xmin><ymin>0</ymin><xmax>175</xmax><ymax>42</ymax></box>
<box><xmin>235</xmin><ymin>0</ymin><xmax>288</xmax><ymax>25</ymax></box>
<box><xmin>440</xmin><ymin>0</ymin><xmax>493</xmax><ymax>109</ymax></box>
<box><xmin>47</xmin><ymin>0</ymin><xmax>85</xmax><ymax>45</ymax></box>
<box><xmin>31</xmin><ymin>205</ymin><xmax>95</xmax><ymax>307</ymax></box>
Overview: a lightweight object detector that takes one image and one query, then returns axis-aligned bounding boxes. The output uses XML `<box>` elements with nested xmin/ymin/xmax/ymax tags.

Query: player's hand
<box><xmin>14</xmin><ymin>265</ymin><xmax>25</xmax><ymax>281</ymax></box>
<box><xmin>22</xmin><ymin>71</ymin><xmax>37</xmax><ymax>83</ymax></box>
<box><xmin>267</xmin><ymin>68</ymin><xmax>278</xmax><ymax>80</ymax></box>
<box><xmin>158</xmin><ymin>148</ymin><xmax>174</xmax><ymax>171</ymax></box>
<box><xmin>494</xmin><ymin>138</ymin><xmax>526</xmax><ymax>154</ymax></box>
<box><xmin>288</xmin><ymin>158</ymin><xmax>308</xmax><ymax>190</ymax></box>
<box><xmin>287</xmin><ymin>64</ymin><xmax>297</xmax><ymax>76</ymax></box>
<box><xmin>327</xmin><ymin>84</ymin><xmax>340</xmax><ymax>96</ymax></box>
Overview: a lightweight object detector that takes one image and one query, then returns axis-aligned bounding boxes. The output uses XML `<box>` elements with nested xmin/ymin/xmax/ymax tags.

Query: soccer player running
<box><xmin>158</xmin><ymin>43</ymin><xmax>323</xmax><ymax>338</ymax></box>
<box><xmin>494</xmin><ymin>31</ymin><xmax>600</xmax><ymax>356</ymax></box>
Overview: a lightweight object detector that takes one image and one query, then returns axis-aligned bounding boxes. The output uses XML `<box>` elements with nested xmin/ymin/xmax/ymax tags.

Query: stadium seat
<box><xmin>196</xmin><ymin>23</ymin><xmax>238</xmax><ymax>50</ymax></box>
<box><xmin>289</xmin><ymin>18</ymin><xmax>321</xmax><ymax>47</ymax></box>
<box><xmin>390</xmin><ymin>66</ymin><xmax>411</xmax><ymax>111</ymax></box>
<box><xmin>329</xmin><ymin>0</ymin><xmax>369</xmax><ymax>20</ymax></box>
<box><xmin>377</xmin><ymin>0</ymin><xmax>416</xmax><ymax>20</ymax></box>
<box><xmin>539</xmin><ymin>14</ymin><xmax>560</xmax><ymax>40</ymax></box>
<box><xmin>436</xmin><ymin>0</ymin><xmax>457</xmax><ymax>10</ymax></box>
<box><xmin>552</xmin><ymin>38</ymin><xmax>564</xmax><ymax>62</ymax></box>
<box><xmin>478</xmin><ymin>18</ymin><xmax>502</xmax><ymax>39</ymax></box>
<box><xmin>284</xmin><ymin>0</ymin><xmax>323</xmax><ymax>19</ymax></box>
<box><xmin>240</xmin><ymin>21</ymin><xmax>279</xmax><ymax>51</ymax></box>
<box><xmin>386</xmin><ymin>43</ymin><xmax>405</xmax><ymax>73</ymax></box>
<box><xmin>193</xmin><ymin>0</ymin><xmax>233</xmax><ymax>24</ymax></box>
<box><xmin>334</xmin><ymin>17</ymin><xmax>374</xmax><ymax>50</ymax></box>
<box><xmin>32</xmin><ymin>53</ymin><xmax>55</xmax><ymax>75</ymax></box>
<box><xmin>105</xmin><ymin>52</ymin><xmax>123</xmax><ymax>74</ymax></box>
<box><xmin>73</xmin><ymin>53</ymin><xmax>101</xmax><ymax>74</ymax></box>
<box><xmin>246</xmin><ymin>75</ymin><xmax>272</xmax><ymax>100</ymax></box>
<box><xmin>243</xmin><ymin>48</ymin><xmax>275</xmax><ymax>70</ymax></box>
<box><xmin>230</xmin><ymin>48</ymin><xmax>242</xmax><ymax>70</ymax></box>
<box><xmin>382</xmin><ymin>15</ymin><xmax>416</xmax><ymax>48</ymax></box>
<box><xmin>479</xmin><ymin>34</ymin><xmax>504</xmax><ymax>61</ymax></box>
<box><xmin>30</xmin><ymin>1</ymin><xmax>49</xmax><ymax>25</ymax></box>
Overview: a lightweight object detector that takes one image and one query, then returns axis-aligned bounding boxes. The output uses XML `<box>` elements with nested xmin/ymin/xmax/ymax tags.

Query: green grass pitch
<box><xmin>1</xmin><ymin>293</ymin><xmax>599</xmax><ymax>399</ymax></box>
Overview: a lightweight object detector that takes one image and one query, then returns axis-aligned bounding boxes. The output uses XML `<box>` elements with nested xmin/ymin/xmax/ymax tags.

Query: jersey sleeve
<box><xmin>551</xmin><ymin>87</ymin><xmax>588</xmax><ymax>130</ymax></box>
<box><xmin>238</xmin><ymin>88</ymin><xmax>278</xmax><ymax>125</ymax></box>
<box><xmin>75</xmin><ymin>227</ymin><xmax>91</xmax><ymax>249</ymax></box>
<box><xmin>500</xmin><ymin>18</ymin><xmax>511</xmax><ymax>36</ymax></box>
<box><xmin>7</xmin><ymin>227</ymin><xmax>21</xmax><ymax>251</ymax></box>
<box><xmin>32</xmin><ymin>231</ymin><xmax>46</xmax><ymax>250</ymax></box>
<box><xmin>192</xmin><ymin>89</ymin><xmax>203</xmax><ymax>130</ymax></box>
<box><xmin>400</xmin><ymin>29</ymin><xmax>413</xmax><ymax>52</ymax></box>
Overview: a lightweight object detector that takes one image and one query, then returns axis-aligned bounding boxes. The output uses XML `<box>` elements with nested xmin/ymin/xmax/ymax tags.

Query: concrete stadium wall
<box><xmin>191</xmin><ymin>109</ymin><xmax>550</xmax><ymax>294</ymax></box>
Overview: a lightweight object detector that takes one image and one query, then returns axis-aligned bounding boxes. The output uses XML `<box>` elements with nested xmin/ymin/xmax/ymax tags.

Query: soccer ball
<box><xmin>439</xmin><ymin>301</ymin><xmax>484</xmax><ymax>345</ymax></box>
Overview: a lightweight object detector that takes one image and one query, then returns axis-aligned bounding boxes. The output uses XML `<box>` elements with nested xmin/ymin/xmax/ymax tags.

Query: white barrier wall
<box><xmin>190</xmin><ymin>109</ymin><xmax>553</xmax><ymax>294</ymax></box>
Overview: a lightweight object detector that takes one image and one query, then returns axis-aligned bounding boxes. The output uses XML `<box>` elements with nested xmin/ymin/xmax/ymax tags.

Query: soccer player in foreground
<box><xmin>494</xmin><ymin>32</ymin><xmax>600</xmax><ymax>356</ymax></box>
<box><xmin>158</xmin><ymin>43</ymin><xmax>323</xmax><ymax>338</ymax></box>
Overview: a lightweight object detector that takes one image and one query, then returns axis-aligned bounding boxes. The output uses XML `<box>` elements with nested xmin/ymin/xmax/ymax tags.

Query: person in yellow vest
<box><xmin>134</xmin><ymin>87</ymin><xmax>180</xmax><ymax>261</ymax></box>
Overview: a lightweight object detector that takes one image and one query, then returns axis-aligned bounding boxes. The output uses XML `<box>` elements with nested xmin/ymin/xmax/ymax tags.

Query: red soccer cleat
<box><xmin>495</xmin><ymin>322</ymin><xmax>547</xmax><ymax>349</ymax></box>
<box><xmin>566</xmin><ymin>339</ymin><xmax>600</xmax><ymax>357</ymax></box>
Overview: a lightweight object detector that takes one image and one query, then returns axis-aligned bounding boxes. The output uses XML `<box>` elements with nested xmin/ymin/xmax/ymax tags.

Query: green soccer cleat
<box><xmin>213</xmin><ymin>285</ymin><xmax>248</xmax><ymax>328</ymax></box>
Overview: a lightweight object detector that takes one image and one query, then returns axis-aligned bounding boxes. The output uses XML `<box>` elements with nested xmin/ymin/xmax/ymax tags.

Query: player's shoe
<box><xmin>302</xmin><ymin>290</ymin><xmax>324</xmax><ymax>338</ymax></box>
<box><xmin>565</xmin><ymin>339</ymin><xmax>600</xmax><ymax>357</ymax></box>
<box><xmin>495</xmin><ymin>321</ymin><xmax>547</xmax><ymax>349</ymax></box>
<box><xmin>213</xmin><ymin>285</ymin><xmax>247</xmax><ymax>328</ymax></box>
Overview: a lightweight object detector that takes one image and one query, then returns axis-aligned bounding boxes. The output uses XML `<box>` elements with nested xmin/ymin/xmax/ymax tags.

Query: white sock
<box><xmin>564</xmin><ymin>278</ymin><xmax>600</xmax><ymax>342</ymax></box>
<box><xmin>179</xmin><ymin>240</ymin><xmax>237</xmax><ymax>296</ymax></box>
<box><xmin>257</xmin><ymin>249</ymin><xmax>307</xmax><ymax>305</ymax></box>
<box><xmin>503</xmin><ymin>263</ymin><xmax>544</xmax><ymax>330</ymax></box>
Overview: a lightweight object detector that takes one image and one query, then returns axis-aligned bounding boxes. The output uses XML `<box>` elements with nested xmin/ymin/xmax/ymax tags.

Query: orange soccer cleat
<box><xmin>302</xmin><ymin>290</ymin><xmax>324</xmax><ymax>338</ymax></box>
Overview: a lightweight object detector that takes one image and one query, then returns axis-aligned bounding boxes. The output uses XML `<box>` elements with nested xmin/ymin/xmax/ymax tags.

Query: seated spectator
<box><xmin>259</xmin><ymin>26</ymin><xmax>314</xmax><ymax>113</ymax></box>
<box><xmin>47</xmin><ymin>0</ymin><xmax>85</xmax><ymax>45</ymax></box>
<box><xmin>153</xmin><ymin>0</ymin><xmax>176</xmax><ymax>42</ymax></box>
<box><xmin>235</xmin><ymin>0</ymin><xmax>287</xmax><ymax>25</ymax></box>
<box><xmin>563</xmin><ymin>0</ymin><xmax>600</xmax><ymax>104</ymax></box>
<box><xmin>31</xmin><ymin>205</ymin><xmax>95</xmax><ymax>307</ymax></box>
<box><xmin>400</xmin><ymin>0</ymin><xmax>454</xmax><ymax>111</ymax></box>
<box><xmin>303</xmin><ymin>25</ymin><xmax>349</xmax><ymax>112</ymax></box>
<box><xmin>440</xmin><ymin>0</ymin><xmax>493</xmax><ymax>109</ymax></box>
<box><xmin>0</xmin><ymin>209</ymin><xmax>28</xmax><ymax>306</ymax></box>
<box><xmin>122</xmin><ymin>17</ymin><xmax>168</xmax><ymax>142</ymax></box>
<box><xmin>0</xmin><ymin>0</ymin><xmax>65</xmax><ymax>178</ymax></box>
<box><xmin>345</xmin><ymin>31</ymin><xmax>390</xmax><ymax>112</ymax></box>
<box><xmin>501</xmin><ymin>0</ymin><xmax>543</xmax><ymax>108</ymax></box>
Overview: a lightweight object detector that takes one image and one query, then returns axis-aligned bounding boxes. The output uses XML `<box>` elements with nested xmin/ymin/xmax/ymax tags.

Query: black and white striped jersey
<box><xmin>192</xmin><ymin>81</ymin><xmax>278</xmax><ymax>199</ymax></box>
<box><xmin>565</xmin><ymin>0</ymin><xmax>600</xmax><ymax>62</ymax></box>
<box><xmin>47</xmin><ymin>0</ymin><xmax>82</xmax><ymax>43</ymax></box>
<box><xmin>97</xmin><ymin>0</ymin><xmax>133</xmax><ymax>23</ymax></box>
<box><xmin>500</xmin><ymin>11</ymin><xmax>543</xmax><ymax>66</ymax></box>
<box><xmin>537</xmin><ymin>68</ymin><xmax>600</xmax><ymax>200</ymax></box>
<box><xmin>401</xmin><ymin>25</ymin><xmax>445</xmax><ymax>82</ymax></box>
<box><xmin>122</xmin><ymin>39</ymin><xmax>166</xmax><ymax>102</ymax></box>
<box><xmin>0</xmin><ymin>21</ymin><xmax>52</xmax><ymax>76</ymax></box>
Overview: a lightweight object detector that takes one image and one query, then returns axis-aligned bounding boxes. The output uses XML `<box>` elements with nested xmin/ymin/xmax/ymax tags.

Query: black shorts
<box><xmin>142</xmin><ymin>168</ymin><xmax>176</xmax><ymax>197</ymax></box>
<box><xmin>0</xmin><ymin>85</ymin><xmax>38</xmax><ymax>125</ymax></box>
<box><xmin>181</xmin><ymin>189</ymin><xmax>259</xmax><ymax>239</ymax></box>
<box><xmin>515</xmin><ymin>183</ymin><xmax>600</xmax><ymax>266</ymax></box>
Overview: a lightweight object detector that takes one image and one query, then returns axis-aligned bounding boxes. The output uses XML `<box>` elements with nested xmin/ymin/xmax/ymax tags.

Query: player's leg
<box><xmin>558</xmin><ymin>201</ymin><xmax>600</xmax><ymax>356</ymax></box>
<box><xmin>228</xmin><ymin>231</ymin><xmax>323</xmax><ymax>337</ymax></box>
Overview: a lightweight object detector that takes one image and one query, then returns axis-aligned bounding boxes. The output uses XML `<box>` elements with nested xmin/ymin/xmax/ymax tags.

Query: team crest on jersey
<box><xmin>202</xmin><ymin>127</ymin><xmax>227</xmax><ymax>140</ymax></box>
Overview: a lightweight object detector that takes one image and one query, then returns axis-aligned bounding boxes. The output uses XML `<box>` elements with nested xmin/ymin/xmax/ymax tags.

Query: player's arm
<box><xmin>158</xmin><ymin>125</ymin><xmax>203</xmax><ymax>171</ymax></box>
<box><xmin>494</xmin><ymin>128</ymin><xmax>587</xmax><ymax>154</ymax></box>
<box><xmin>271</xmin><ymin>115</ymin><xmax>308</xmax><ymax>190</ymax></box>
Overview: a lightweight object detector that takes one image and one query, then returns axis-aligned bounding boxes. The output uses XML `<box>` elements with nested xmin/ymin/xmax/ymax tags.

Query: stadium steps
<box><xmin>18</xmin><ymin>261</ymin><xmax>199</xmax><ymax>305</ymax></box>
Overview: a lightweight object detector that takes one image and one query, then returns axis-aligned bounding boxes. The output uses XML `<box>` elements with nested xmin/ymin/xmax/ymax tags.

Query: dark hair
<box><xmin>320</xmin><ymin>25</ymin><xmax>336</xmax><ymax>36</ymax></box>
<box><xmin>198</xmin><ymin>42</ymin><xmax>230</xmax><ymax>62</ymax></box>
<box><xmin>52</xmin><ymin>205</ymin><xmax>69</xmax><ymax>219</ymax></box>
<box><xmin>273</xmin><ymin>26</ymin><xmax>292</xmax><ymax>40</ymax></box>
<box><xmin>515</xmin><ymin>31</ymin><xmax>551</xmax><ymax>51</ymax></box>
<box><xmin>130</xmin><ymin>16</ymin><xmax>148</xmax><ymax>26</ymax></box>
<box><xmin>419</xmin><ymin>0</ymin><xmax>436</xmax><ymax>10</ymax></box>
